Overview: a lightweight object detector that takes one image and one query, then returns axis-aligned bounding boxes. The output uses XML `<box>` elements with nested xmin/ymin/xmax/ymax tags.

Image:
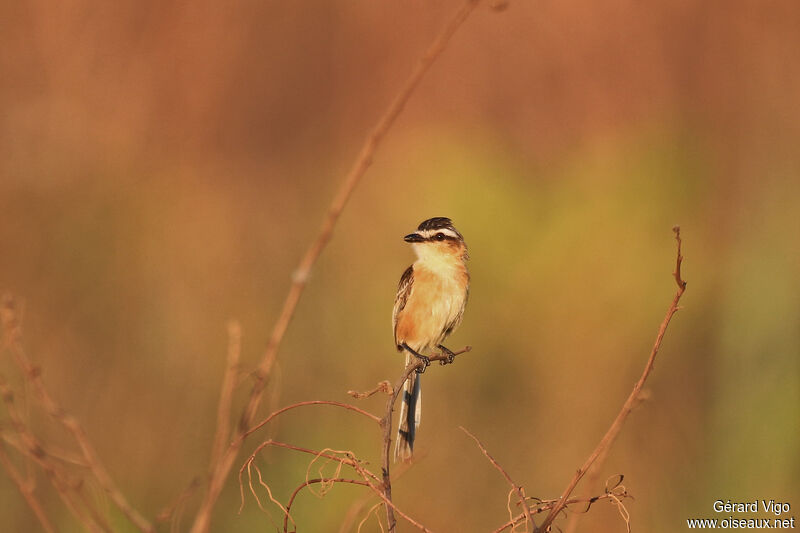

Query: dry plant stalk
<box><xmin>534</xmin><ymin>227</ymin><xmax>687</xmax><ymax>532</ymax></box>
<box><xmin>284</xmin><ymin>477</ymin><xmax>371</xmax><ymax>533</ymax></box>
<box><xmin>209</xmin><ymin>320</ymin><xmax>242</xmax><ymax>471</ymax></box>
<box><xmin>0</xmin><ymin>2</ymin><xmax>687</xmax><ymax>529</ymax></box>
<box><xmin>338</xmin><ymin>457</ymin><xmax>418</xmax><ymax>533</ymax></box>
<box><xmin>236</xmin><ymin>347</ymin><xmax>470</xmax><ymax>532</ymax></box>
<box><xmin>379</xmin><ymin>347</ymin><xmax>471</xmax><ymax>530</ymax></box>
<box><xmin>460</xmin><ymin>426</ymin><xmax>536</xmax><ymax>531</ymax></box>
<box><xmin>190</xmin><ymin>1</ymin><xmax>487</xmax><ymax>531</ymax></box>
<box><xmin>0</xmin><ymin>434</ymin><xmax>56</xmax><ymax>533</ymax></box>
<box><xmin>1</xmin><ymin>296</ymin><xmax>153</xmax><ymax>532</ymax></box>
<box><xmin>490</xmin><ymin>476</ymin><xmax>631</xmax><ymax>533</ymax></box>
<box><xmin>0</xmin><ymin>372</ymin><xmax>111</xmax><ymax>533</ymax></box>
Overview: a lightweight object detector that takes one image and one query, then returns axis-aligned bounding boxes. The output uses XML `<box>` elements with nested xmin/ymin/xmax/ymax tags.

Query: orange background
<box><xmin>1</xmin><ymin>1</ymin><xmax>798</xmax><ymax>531</ymax></box>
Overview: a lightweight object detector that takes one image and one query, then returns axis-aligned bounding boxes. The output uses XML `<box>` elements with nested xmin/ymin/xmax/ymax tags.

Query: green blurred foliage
<box><xmin>1</xmin><ymin>1</ymin><xmax>798</xmax><ymax>532</ymax></box>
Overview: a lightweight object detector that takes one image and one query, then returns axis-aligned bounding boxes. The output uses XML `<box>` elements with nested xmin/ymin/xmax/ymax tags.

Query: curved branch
<box><xmin>535</xmin><ymin>227</ymin><xmax>687</xmax><ymax>532</ymax></box>
<box><xmin>245</xmin><ymin>400</ymin><xmax>381</xmax><ymax>439</ymax></box>
<box><xmin>348</xmin><ymin>453</ymin><xmax>435</xmax><ymax>533</ymax></box>
<box><xmin>460</xmin><ymin>426</ymin><xmax>536</xmax><ymax>530</ymax></box>
<box><xmin>283</xmin><ymin>478</ymin><xmax>370</xmax><ymax>533</ymax></box>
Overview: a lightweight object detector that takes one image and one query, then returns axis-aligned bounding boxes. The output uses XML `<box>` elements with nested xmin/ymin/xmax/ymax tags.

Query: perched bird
<box><xmin>392</xmin><ymin>217</ymin><xmax>470</xmax><ymax>462</ymax></box>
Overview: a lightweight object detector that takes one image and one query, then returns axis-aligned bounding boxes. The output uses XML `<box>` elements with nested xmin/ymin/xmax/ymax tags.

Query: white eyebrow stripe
<box><xmin>437</xmin><ymin>228</ymin><xmax>460</xmax><ymax>239</ymax></box>
<box><xmin>419</xmin><ymin>228</ymin><xmax>459</xmax><ymax>240</ymax></box>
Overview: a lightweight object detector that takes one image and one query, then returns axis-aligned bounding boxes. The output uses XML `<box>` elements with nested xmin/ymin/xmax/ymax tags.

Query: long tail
<box><xmin>394</xmin><ymin>353</ymin><xmax>422</xmax><ymax>462</ymax></box>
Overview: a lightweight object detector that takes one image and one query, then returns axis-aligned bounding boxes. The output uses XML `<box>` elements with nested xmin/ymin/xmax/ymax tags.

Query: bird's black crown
<box><xmin>417</xmin><ymin>217</ymin><xmax>454</xmax><ymax>232</ymax></box>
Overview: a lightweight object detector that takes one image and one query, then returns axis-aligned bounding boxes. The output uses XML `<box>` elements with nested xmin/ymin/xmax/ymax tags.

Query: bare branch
<box><xmin>0</xmin><ymin>373</ymin><xmax>107</xmax><ymax>532</ymax></box>
<box><xmin>0</xmin><ymin>428</ymin><xmax>89</xmax><ymax>469</ymax></box>
<box><xmin>348</xmin><ymin>380</ymin><xmax>393</xmax><ymax>400</ymax></box>
<box><xmin>209</xmin><ymin>320</ymin><xmax>242</xmax><ymax>471</ymax></box>
<box><xmin>240</xmin><ymin>441</ymin><xmax>382</xmax><ymax>485</ymax></box>
<box><xmin>245</xmin><ymin>400</ymin><xmax>381</xmax><ymax>437</ymax></box>
<box><xmin>0</xmin><ymin>440</ymin><xmax>56</xmax><ymax>533</ymax></box>
<box><xmin>283</xmin><ymin>478</ymin><xmax>370</xmax><ymax>533</ymax></box>
<box><xmin>380</xmin><ymin>345</ymin><xmax>471</xmax><ymax>530</ymax></box>
<box><xmin>156</xmin><ymin>477</ymin><xmax>202</xmax><ymax>525</ymax></box>
<box><xmin>491</xmin><ymin>484</ymin><xmax>632</xmax><ymax>533</ymax></box>
<box><xmin>0</xmin><ymin>295</ymin><xmax>154</xmax><ymax>533</ymax></box>
<box><xmin>189</xmin><ymin>1</ymin><xmax>484</xmax><ymax>527</ymax></box>
<box><xmin>347</xmin><ymin>452</ymin><xmax>435</xmax><ymax>533</ymax></box>
<box><xmin>460</xmin><ymin>426</ymin><xmax>536</xmax><ymax>531</ymax></box>
<box><xmin>535</xmin><ymin>228</ymin><xmax>687</xmax><ymax>532</ymax></box>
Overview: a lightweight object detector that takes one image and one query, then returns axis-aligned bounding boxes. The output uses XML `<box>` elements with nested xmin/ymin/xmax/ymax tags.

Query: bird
<box><xmin>392</xmin><ymin>217</ymin><xmax>470</xmax><ymax>462</ymax></box>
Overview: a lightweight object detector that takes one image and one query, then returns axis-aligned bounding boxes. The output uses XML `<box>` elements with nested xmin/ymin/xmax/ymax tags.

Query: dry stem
<box><xmin>535</xmin><ymin>227</ymin><xmax>687</xmax><ymax>532</ymax></box>
<box><xmin>209</xmin><ymin>320</ymin><xmax>242</xmax><ymax>471</ymax></box>
<box><xmin>346</xmin><ymin>452</ymin><xmax>434</xmax><ymax>533</ymax></box>
<box><xmin>490</xmin><ymin>481</ymin><xmax>631</xmax><ymax>533</ymax></box>
<box><xmin>0</xmin><ymin>440</ymin><xmax>56</xmax><ymax>533</ymax></box>
<box><xmin>348</xmin><ymin>380</ymin><xmax>393</xmax><ymax>399</ymax></box>
<box><xmin>460</xmin><ymin>426</ymin><xmax>536</xmax><ymax>531</ymax></box>
<box><xmin>245</xmin><ymin>400</ymin><xmax>382</xmax><ymax>437</ymax></box>
<box><xmin>380</xmin><ymin>346</ymin><xmax>471</xmax><ymax>531</ymax></box>
<box><xmin>189</xmin><ymin>2</ymin><xmax>483</xmax><ymax>530</ymax></box>
<box><xmin>0</xmin><ymin>372</ymin><xmax>106</xmax><ymax>532</ymax></box>
<box><xmin>1</xmin><ymin>296</ymin><xmax>154</xmax><ymax>533</ymax></box>
<box><xmin>283</xmin><ymin>477</ymin><xmax>370</xmax><ymax>533</ymax></box>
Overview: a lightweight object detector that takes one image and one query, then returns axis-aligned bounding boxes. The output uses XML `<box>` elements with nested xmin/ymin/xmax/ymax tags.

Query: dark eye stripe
<box><xmin>426</xmin><ymin>233</ymin><xmax>457</xmax><ymax>242</ymax></box>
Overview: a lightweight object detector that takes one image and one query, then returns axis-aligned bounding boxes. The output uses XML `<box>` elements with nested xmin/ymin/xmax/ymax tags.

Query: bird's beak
<box><xmin>404</xmin><ymin>233</ymin><xmax>424</xmax><ymax>243</ymax></box>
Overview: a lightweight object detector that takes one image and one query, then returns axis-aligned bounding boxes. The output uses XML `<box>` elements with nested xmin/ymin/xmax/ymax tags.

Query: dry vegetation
<box><xmin>0</xmin><ymin>2</ymin><xmax>694</xmax><ymax>531</ymax></box>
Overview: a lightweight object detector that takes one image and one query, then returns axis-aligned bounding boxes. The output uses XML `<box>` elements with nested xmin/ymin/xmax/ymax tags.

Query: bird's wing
<box><xmin>444</xmin><ymin>273</ymin><xmax>470</xmax><ymax>336</ymax></box>
<box><xmin>392</xmin><ymin>265</ymin><xmax>414</xmax><ymax>348</ymax></box>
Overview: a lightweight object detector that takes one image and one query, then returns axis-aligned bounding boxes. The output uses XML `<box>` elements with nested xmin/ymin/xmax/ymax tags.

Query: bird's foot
<box><xmin>401</xmin><ymin>343</ymin><xmax>431</xmax><ymax>373</ymax></box>
<box><xmin>414</xmin><ymin>354</ymin><xmax>430</xmax><ymax>373</ymax></box>
<box><xmin>437</xmin><ymin>345</ymin><xmax>457</xmax><ymax>365</ymax></box>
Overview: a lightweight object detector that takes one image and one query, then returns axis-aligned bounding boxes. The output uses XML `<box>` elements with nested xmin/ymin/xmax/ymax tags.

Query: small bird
<box><xmin>392</xmin><ymin>217</ymin><xmax>470</xmax><ymax>462</ymax></box>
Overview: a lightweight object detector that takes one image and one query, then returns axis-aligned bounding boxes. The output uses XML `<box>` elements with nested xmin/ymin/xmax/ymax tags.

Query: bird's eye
<box><xmin>435</xmin><ymin>233</ymin><xmax>446</xmax><ymax>241</ymax></box>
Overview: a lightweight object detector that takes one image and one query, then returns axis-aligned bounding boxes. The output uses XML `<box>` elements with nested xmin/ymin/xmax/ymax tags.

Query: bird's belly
<box><xmin>397</xmin><ymin>276</ymin><xmax>466</xmax><ymax>352</ymax></box>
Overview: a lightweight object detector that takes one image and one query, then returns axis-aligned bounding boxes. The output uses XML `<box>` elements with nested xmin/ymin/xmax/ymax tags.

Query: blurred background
<box><xmin>1</xmin><ymin>0</ymin><xmax>799</xmax><ymax>531</ymax></box>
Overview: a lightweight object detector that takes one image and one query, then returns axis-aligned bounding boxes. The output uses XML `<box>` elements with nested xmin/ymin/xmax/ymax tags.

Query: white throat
<box><xmin>412</xmin><ymin>244</ymin><xmax>463</xmax><ymax>272</ymax></box>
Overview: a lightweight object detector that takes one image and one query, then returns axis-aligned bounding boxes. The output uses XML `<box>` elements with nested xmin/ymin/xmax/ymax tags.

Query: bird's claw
<box><xmin>437</xmin><ymin>345</ymin><xmax>457</xmax><ymax>365</ymax></box>
<box><xmin>415</xmin><ymin>355</ymin><xmax>430</xmax><ymax>373</ymax></box>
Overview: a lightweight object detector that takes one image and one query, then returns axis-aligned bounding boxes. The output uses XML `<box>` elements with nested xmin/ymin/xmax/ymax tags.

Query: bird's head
<box><xmin>404</xmin><ymin>217</ymin><xmax>468</xmax><ymax>262</ymax></box>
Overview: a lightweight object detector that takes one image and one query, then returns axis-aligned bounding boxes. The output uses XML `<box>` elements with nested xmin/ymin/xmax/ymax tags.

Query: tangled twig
<box><xmin>460</xmin><ymin>426</ymin><xmax>536</xmax><ymax>531</ymax></box>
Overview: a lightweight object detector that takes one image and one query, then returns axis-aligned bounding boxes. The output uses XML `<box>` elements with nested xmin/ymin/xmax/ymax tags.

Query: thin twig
<box><xmin>460</xmin><ymin>426</ymin><xmax>536</xmax><ymax>531</ymax></box>
<box><xmin>338</xmin><ymin>457</ymin><xmax>418</xmax><ymax>533</ymax></box>
<box><xmin>358</xmin><ymin>501</ymin><xmax>387</xmax><ymax>533</ymax></box>
<box><xmin>535</xmin><ymin>227</ymin><xmax>687</xmax><ymax>532</ymax></box>
<box><xmin>0</xmin><ymin>428</ymin><xmax>89</xmax><ymax>468</ymax></box>
<box><xmin>240</xmin><ymin>441</ymin><xmax>382</xmax><ymax>486</ymax></box>
<box><xmin>189</xmin><ymin>1</ymin><xmax>482</xmax><ymax>527</ymax></box>
<box><xmin>490</xmin><ymin>489</ymin><xmax>631</xmax><ymax>533</ymax></box>
<box><xmin>239</xmin><ymin>440</ymin><xmax>440</xmax><ymax>531</ymax></box>
<box><xmin>347</xmin><ymin>380</ymin><xmax>393</xmax><ymax>400</ymax></box>
<box><xmin>209</xmin><ymin>320</ymin><xmax>242</xmax><ymax>471</ymax></box>
<box><xmin>283</xmin><ymin>478</ymin><xmax>370</xmax><ymax>533</ymax></box>
<box><xmin>0</xmin><ymin>296</ymin><xmax>154</xmax><ymax>533</ymax></box>
<box><xmin>156</xmin><ymin>477</ymin><xmax>202</xmax><ymax>524</ymax></box>
<box><xmin>245</xmin><ymin>400</ymin><xmax>381</xmax><ymax>438</ymax></box>
<box><xmin>0</xmin><ymin>373</ymin><xmax>106</xmax><ymax>532</ymax></box>
<box><xmin>380</xmin><ymin>346</ymin><xmax>471</xmax><ymax>531</ymax></box>
<box><xmin>347</xmin><ymin>452</ymin><xmax>434</xmax><ymax>533</ymax></box>
<box><xmin>0</xmin><ymin>440</ymin><xmax>57</xmax><ymax>533</ymax></box>
<box><xmin>562</xmin><ymin>438</ymin><xmax>618</xmax><ymax>533</ymax></box>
